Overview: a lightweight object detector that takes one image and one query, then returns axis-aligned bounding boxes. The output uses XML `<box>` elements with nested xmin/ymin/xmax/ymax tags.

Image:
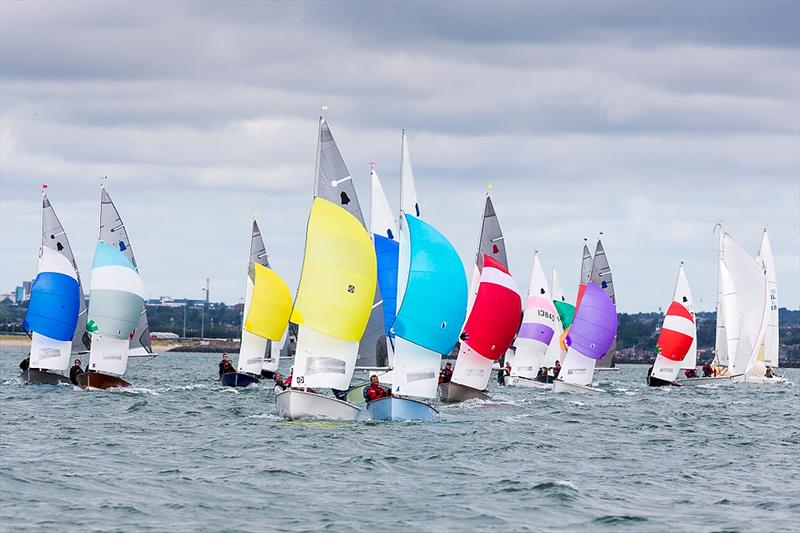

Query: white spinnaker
<box><xmin>677</xmin><ymin>266</ymin><xmax>698</xmax><ymax>369</ymax></box>
<box><xmin>559</xmin><ymin>347</ymin><xmax>597</xmax><ymax>387</ymax></box>
<box><xmin>292</xmin><ymin>325</ymin><xmax>359</xmax><ymax>390</ymax></box>
<box><xmin>757</xmin><ymin>230</ymin><xmax>779</xmax><ymax>367</ymax></box>
<box><xmin>512</xmin><ymin>253</ymin><xmax>559</xmax><ymax>379</ymax></box>
<box><xmin>238</xmin><ymin>276</ymin><xmax>267</xmax><ymax>375</ymax></box>
<box><xmin>713</xmin><ymin>231</ymin><xmax>729</xmax><ymax>368</ymax></box>
<box><xmin>370</xmin><ymin>168</ymin><xmax>397</xmax><ymax>238</ymax></box>
<box><xmin>723</xmin><ymin>234</ymin><xmax>768</xmax><ymax>377</ymax></box>
<box><xmin>89</xmin><ymin>336</ymin><xmax>130</xmax><ymax>376</ymax></box>
<box><xmin>29</xmin><ymin>248</ymin><xmax>78</xmax><ymax>372</ymax></box>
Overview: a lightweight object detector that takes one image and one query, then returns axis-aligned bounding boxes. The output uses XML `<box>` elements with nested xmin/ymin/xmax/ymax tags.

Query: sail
<box><xmin>722</xmin><ymin>233</ymin><xmax>769</xmax><ymax>376</ymax></box>
<box><xmin>290</xmin><ymin>197</ymin><xmax>377</xmax><ymax>389</ymax></box>
<box><xmin>99</xmin><ymin>186</ymin><xmax>152</xmax><ymax>355</ymax></box>
<box><xmin>512</xmin><ymin>252</ymin><xmax>561</xmax><ymax>379</ymax></box>
<box><xmin>86</xmin><ymin>241</ymin><xmax>145</xmax><ymax>376</ymax></box>
<box><xmin>551</xmin><ymin>267</ymin><xmax>575</xmax><ymax>329</ymax></box>
<box><xmin>558</xmin><ymin>282</ymin><xmax>617</xmax><ymax>387</ymax></box>
<box><xmin>591</xmin><ymin>239</ymin><xmax>617</xmax><ymax>368</ymax></box>
<box><xmin>466</xmin><ymin>195</ymin><xmax>508</xmax><ymax>317</ymax></box>
<box><xmin>651</xmin><ymin>265</ymin><xmax>697</xmax><ymax>382</ymax></box>
<box><xmin>24</xmin><ymin>247</ymin><xmax>81</xmax><ymax>372</ymax></box>
<box><xmin>757</xmin><ymin>230</ymin><xmax>779</xmax><ymax>367</ymax></box>
<box><xmin>370</xmin><ymin>168</ymin><xmax>399</xmax><ymax>341</ymax></box>
<box><xmin>400</xmin><ymin>131</ymin><xmax>420</xmax><ymax>217</ymax></box>
<box><xmin>391</xmin><ymin>213</ymin><xmax>468</xmax><ymax>398</ymax></box>
<box><xmin>41</xmin><ymin>193</ymin><xmax>89</xmax><ymax>352</ymax></box>
<box><xmin>713</xmin><ymin>230</ymin><xmax>729</xmax><ymax>368</ymax></box>
<box><xmin>238</xmin><ymin>221</ymin><xmax>292</xmax><ymax>375</ymax></box>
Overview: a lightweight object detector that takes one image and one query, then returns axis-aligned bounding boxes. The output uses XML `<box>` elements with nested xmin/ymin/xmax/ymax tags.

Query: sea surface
<box><xmin>1</xmin><ymin>346</ymin><xmax>798</xmax><ymax>533</ymax></box>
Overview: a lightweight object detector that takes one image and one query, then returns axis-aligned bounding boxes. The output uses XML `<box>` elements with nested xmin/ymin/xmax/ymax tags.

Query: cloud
<box><xmin>1</xmin><ymin>0</ymin><xmax>798</xmax><ymax>311</ymax></box>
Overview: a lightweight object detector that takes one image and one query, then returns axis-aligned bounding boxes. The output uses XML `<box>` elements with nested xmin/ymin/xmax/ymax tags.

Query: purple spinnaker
<box><xmin>517</xmin><ymin>323</ymin><xmax>555</xmax><ymax>345</ymax></box>
<box><xmin>566</xmin><ymin>282</ymin><xmax>617</xmax><ymax>360</ymax></box>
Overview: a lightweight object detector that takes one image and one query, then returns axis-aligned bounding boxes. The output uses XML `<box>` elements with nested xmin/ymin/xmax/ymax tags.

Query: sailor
<box><xmin>684</xmin><ymin>367</ymin><xmax>699</xmax><ymax>378</ymax></box>
<box><xmin>218</xmin><ymin>353</ymin><xmax>235</xmax><ymax>376</ymax></box>
<box><xmin>69</xmin><ymin>359</ymin><xmax>84</xmax><ymax>385</ymax></box>
<box><xmin>273</xmin><ymin>372</ymin><xmax>287</xmax><ymax>391</ymax></box>
<box><xmin>552</xmin><ymin>360</ymin><xmax>562</xmax><ymax>379</ymax></box>
<box><xmin>363</xmin><ymin>374</ymin><xmax>389</xmax><ymax>402</ymax></box>
<box><xmin>536</xmin><ymin>367</ymin><xmax>549</xmax><ymax>382</ymax></box>
<box><xmin>765</xmin><ymin>366</ymin><xmax>775</xmax><ymax>379</ymax></box>
<box><xmin>19</xmin><ymin>355</ymin><xmax>30</xmax><ymax>371</ymax></box>
<box><xmin>701</xmin><ymin>363</ymin><xmax>714</xmax><ymax>377</ymax></box>
<box><xmin>439</xmin><ymin>362</ymin><xmax>453</xmax><ymax>384</ymax></box>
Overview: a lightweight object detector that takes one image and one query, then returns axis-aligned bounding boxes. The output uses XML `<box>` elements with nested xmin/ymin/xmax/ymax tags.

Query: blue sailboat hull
<box><xmin>366</xmin><ymin>397</ymin><xmax>437</xmax><ymax>422</ymax></box>
<box><xmin>219</xmin><ymin>372</ymin><xmax>260</xmax><ymax>388</ymax></box>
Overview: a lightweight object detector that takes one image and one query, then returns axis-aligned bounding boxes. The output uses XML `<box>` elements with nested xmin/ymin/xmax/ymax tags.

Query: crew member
<box><xmin>363</xmin><ymin>374</ymin><xmax>389</xmax><ymax>402</ymax></box>
<box><xmin>218</xmin><ymin>353</ymin><xmax>235</xmax><ymax>376</ymax></box>
<box><xmin>765</xmin><ymin>366</ymin><xmax>775</xmax><ymax>379</ymax></box>
<box><xmin>536</xmin><ymin>367</ymin><xmax>549</xmax><ymax>382</ymax></box>
<box><xmin>684</xmin><ymin>367</ymin><xmax>698</xmax><ymax>378</ymax></box>
<box><xmin>69</xmin><ymin>359</ymin><xmax>84</xmax><ymax>385</ymax></box>
<box><xmin>702</xmin><ymin>362</ymin><xmax>714</xmax><ymax>377</ymax></box>
<box><xmin>19</xmin><ymin>355</ymin><xmax>30</xmax><ymax>371</ymax></box>
<box><xmin>552</xmin><ymin>360</ymin><xmax>562</xmax><ymax>379</ymax></box>
<box><xmin>273</xmin><ymin>372</ymin><xmax>287</xmax><ymax>391</ymax></box>
<box><xmin>439</xmin><ymin>362</ymin><xmax>453</xmax><ymax>384</ymax></box>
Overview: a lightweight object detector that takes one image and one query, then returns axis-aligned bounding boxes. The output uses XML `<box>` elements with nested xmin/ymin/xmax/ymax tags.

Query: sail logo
<box><xmin>347</xmin><ymin>284</ymin><xmax>355</xmax><ymax>293</ymax></box>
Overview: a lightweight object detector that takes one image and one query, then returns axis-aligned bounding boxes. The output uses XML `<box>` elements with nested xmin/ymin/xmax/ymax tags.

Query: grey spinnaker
<box><xmin>99</xmin><ymin>185</ymin><xmax>152</xmax><ymax>354</ymax></box>
<box><xmin>313</xmin><ymin>118</ymin><xmax>388</xmax><ymax>369</ymax></box>
<box><xmin>42</xmin><ymin>193</ymin><xmax>90</xmax><ymax>353</ymax></box>
<box><xmin>590</xmin><ymin>238</ymin><xmax>617</xmax><ymax>368</ymax></box>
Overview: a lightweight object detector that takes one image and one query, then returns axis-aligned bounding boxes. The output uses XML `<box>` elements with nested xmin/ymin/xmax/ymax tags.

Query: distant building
<box><xmin>21</xmin><ymin>281</ymin><xmax>32</xmax><ymax>302</ymax></box>
<box><xmin>0</xmin><ymin>293</ymin><xmax>15</xmax><ymax>304</ymax></box>
<box><xmin>15</xmin><ymin>286</ymin><xmax>24</xmax><ymax>302</ymax></box>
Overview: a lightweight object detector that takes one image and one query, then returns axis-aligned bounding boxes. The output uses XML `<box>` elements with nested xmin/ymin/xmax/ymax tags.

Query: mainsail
<box><xmin>557</xmin><ymin>282</ymin><xmax>617</xmax><ymax>388</ymax></box>
<box><xmin>368</xmin><ymin>166</ymin><xmax>399</xmax><ymax>363</ymax></box>
<box><xmin>590</xmin><ymin>238</ymin><xmax>617</xmax><ymax>368</ymax></box>
<box><xmin>651</xmin><ymin>264</ymin><xmax>697</xmax><ymax>383</ymax></box>
<box><xmin>41</xmin><ymin>193</ymin><xmax>89</xmax><ymax>352</ymax></box>
<box><xmin>237</xmin><ymin>220</ymin><xmax>291</xmax><ymax>376</ymax></box>
<box><xmin>511</xmin><ymin>252</ymin><xmax>561</xmax><ymax>380</ymax></box>
<box><xmin>390</xmin><ymin>131</ymin><xmax>468</xmax><ymax>398</ymax></box>
<box><xmin>757</xmin><ymin>230</ymin><xmax>779</xmax><ymax>368</ymax></box>
<box><xmin>290</xmin><ymin>118</ymin><xmax>378</xmax><ymax>390</ymax></box>
<box><xmin>99</xmin><ymin>185</ymin><xmax>152</xmax><ymax>356</ymax></box>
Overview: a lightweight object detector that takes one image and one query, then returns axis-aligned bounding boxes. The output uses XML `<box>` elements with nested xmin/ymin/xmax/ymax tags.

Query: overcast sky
<box><xmin>1</xmin><ymin>0</ymin><xmax>798</xmax><ymax>312</ymax></box>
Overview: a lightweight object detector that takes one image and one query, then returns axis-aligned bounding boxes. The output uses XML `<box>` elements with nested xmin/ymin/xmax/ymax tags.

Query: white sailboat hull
<box><xmin>275</xmin><ymin>389</ymin><xmax>361</xmax><ymax>421</ymax></box>
<box><xmin>676</xmin><ymin>375</ymin><xmax>735</xmax><ymax>387</ymax></box>
<box><xmin>553</xmin><ymin>379</ymin><xmax>604</xmax><ymax>394</ymax></box>
<box><xmin>731</xmin><ymin>374</ymin><xmax>790</xmax><ymax>385</ymax></box>
<box><xmin>594</xmin><ymin>367</ymin><xmax>619</xmax><ymax>372</ymax></box>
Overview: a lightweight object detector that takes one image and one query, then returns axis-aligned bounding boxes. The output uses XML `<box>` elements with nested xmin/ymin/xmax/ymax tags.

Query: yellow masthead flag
<box><xmin>244</xmin><ymin>263</ymin><xmax>292</xmax><ymax>341</ymax></box>
<box><xmin>290</xmin><ymin>197</ymin><xmax>377</xmax><ymax>342</ymax></box>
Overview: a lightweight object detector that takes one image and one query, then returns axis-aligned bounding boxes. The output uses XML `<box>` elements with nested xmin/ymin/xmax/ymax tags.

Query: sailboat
<box><xmin>439</xmin><ymin>195</ymin><xmax>521</xmax><ymax>403</ymax></box>
<box><xmin>746</xmin><ymin>229</ymin><xmax>787</xmax><ymax>383</ymax></box>
<box><xmin>648</xmin><ymin>264</ymin><xmax>696</xmax><ymax>387</ymax></box>
<box><xmin>275</xmin><ymin>117</ymin><xmax>377</xmax><ymax>421</ymax></box>
<box><xmin>222</xmin><ymin>220</ymin><xmax>292</xmax><ymax>387</ymax></box>
<box><xmin>553</xmin><ymin>282</ymin><xmax>617</xmax><ymax>393</ymax></box>
<box><xmin>77</xmin><ymin>183</ymin><xmax>147</xmax><ymax>390</ymax></box>
<box><xmin>367</xmin><ymin>131</ymin><xmax>468</xmax><ymax>421</ymax></box>
<box><xmin>506</xmin><ymin>252</ymin><xmax>563</xmax><ymax>388</ymax></box>
<box><xmin>22</xmin><ymin>188</ymin><xmax>89</xmax><ymax>384</ymax></box>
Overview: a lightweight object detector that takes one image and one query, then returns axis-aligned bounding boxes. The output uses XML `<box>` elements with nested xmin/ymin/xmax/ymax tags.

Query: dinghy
<box><xmin>275</xmin><ymin>117</ymin><xmax>376</xmax><ymax>421</ymax></box>
<box><xmin>22</xmin><ymin>189</ymin><xmax>89</xmax><ymax>385</ymax></box>
<box><xmin>222</xmin><ymin>220</ymin><xmax>291</xmax><ymax>387</ymax></box>
<box><xmin>441</xmin><ymin>195</ymin><xmax>520</xmax><ymax>403</ymax></box>
<box><xmin>648</xmin><ymin>264</ymin><xmax>696</xmax><ymax>387</ymax></box>
<box><xmin>553</xmin><ymin>282</ymin><xmax>617</xmax><ymax>393</ymax></box>
<box><xmin>506</xmin><ymin>252</ymin><xmax>562</xmax><ymax>389</ymax></box>
<box><xmin>369</xmin><ymin>131</ymin><xmax>467</xmax><ymax>421</ymax></box>
<box><xmin>77</xmin><ymin>184</ymin><xmax>147</xmax><ymax>390</ymax></box>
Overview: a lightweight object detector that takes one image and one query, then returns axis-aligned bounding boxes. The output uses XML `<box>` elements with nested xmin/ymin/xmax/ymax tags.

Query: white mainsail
<box><xmin>237</xmin><ymin>220</ymin><xmax>272</xmax><ymax>376</ymax></box>
<box><xmin>757</xmin><ymin>230</ymin><xmax>779</xmax><ymax>368</ymax></box>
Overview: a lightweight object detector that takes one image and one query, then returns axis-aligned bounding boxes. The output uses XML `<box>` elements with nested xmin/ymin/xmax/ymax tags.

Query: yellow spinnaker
<box><xmin>291</xmin><ymin>197</ymin><xmax>377</xmax><ymax>342</ymax></box>
<box><xmin>244</xmin><ymin>263</ymin><xmax>292</xmax><ymax>341</ymax></box>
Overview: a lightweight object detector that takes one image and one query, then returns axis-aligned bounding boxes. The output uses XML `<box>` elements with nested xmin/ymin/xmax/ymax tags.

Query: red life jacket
<box><xmin>366</xmin><ymin>384</ymin><xmax>387</xmax><ymax>401</ymax></box>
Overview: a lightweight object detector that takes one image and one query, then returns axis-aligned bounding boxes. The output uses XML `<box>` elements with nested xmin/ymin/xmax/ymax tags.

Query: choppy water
<box><xmin>1</xmin><ymin>346</ymin><xmax>798</xmax><ymax>532</ymax></box>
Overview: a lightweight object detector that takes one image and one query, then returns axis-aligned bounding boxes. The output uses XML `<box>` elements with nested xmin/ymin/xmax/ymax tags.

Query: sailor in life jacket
<box><xmin>363</xmin><ymin>374</ymin><xmax>389</xmax><ymax>402</ymax></box>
